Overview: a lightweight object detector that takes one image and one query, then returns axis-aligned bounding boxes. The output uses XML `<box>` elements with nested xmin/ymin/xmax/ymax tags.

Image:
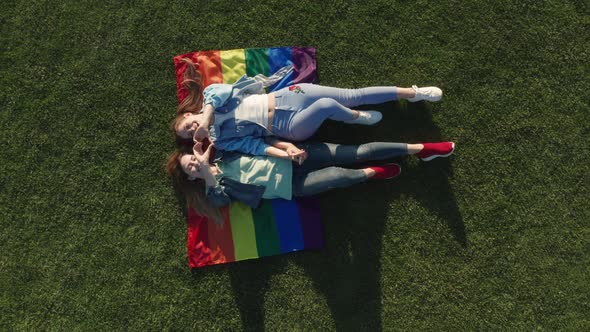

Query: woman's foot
<box><xmin>416</xmin><ymin>142</ymin><xmax>455</xmax><ymax>161</ymax></box>
<box><xmin>407</xmin><ymin>85</ymin><xmax>443</xmax><ymax>102</ymax></box>
<box><xmin>367</xmin><ymin>163</ymin><xmax>402</xmax><ymax>180</ymax></box>
<box><xmin>344</xmin><ymin>110</ymin><xmax>382</xmax><ymax>125</ymax></box>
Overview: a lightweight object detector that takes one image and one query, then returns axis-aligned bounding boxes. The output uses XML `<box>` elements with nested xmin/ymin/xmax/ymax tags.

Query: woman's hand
<box><xmin>185</xmin><ymin>142</ymin><xmax>217</xmax><ymax>183</ymax></box>
<box><xmin>286</xmin><ymin>144</ymin><xmax>307</xmax><ymax>165</ymax></box>
<box><xmin>193</xmin><ymin>125</ymin><xmax>210</xmax><ymax>142</ymax></box>
<box><xmin>184</xmin><ymin>141</ymin><xmax>219</xmax><ymax>189</ymax></box>
<box><xmin>193</xmin><ymin>141</ymin><xmax>214</xmax><ymax>167</ymax></box>
<box><xmin>264</xmin><ymin>140</ymin><xmax>307</xmax><ymax>165</ymax></box>
<box><xmin>193</xmin><ymin>142</ymin><xmax>213</xmax><ymax>177</ymax></box>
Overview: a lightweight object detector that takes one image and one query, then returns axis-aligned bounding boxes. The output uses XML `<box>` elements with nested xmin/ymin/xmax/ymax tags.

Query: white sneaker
<box><xmin>343</xmin><ymin>110</ymin><xmax>382</xmax><ymax>125</ymax></box>
<box><xmin>407</xmin><ymin>85</ymin><xmax>443</xmax><ymax>102</ymax></box>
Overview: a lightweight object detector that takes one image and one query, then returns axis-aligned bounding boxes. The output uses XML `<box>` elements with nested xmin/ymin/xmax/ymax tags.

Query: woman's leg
<box><xmin>291</xmin><ymin>167</ymin><xmax>372</xmax><ymax>196</ymax></box>
<box><xmin>271</xmin><ymin>83</ymin><xmax>443</xmax><ymax>140</ymax></box>
<box><xmin>281</xmin><ymin>83</ymin><xmax>398</xmax><ymax>108</ymax></box>
<box><xmin>278</xmin><ymin>83</ymin><xmax>442</xmax><ymax>106</ymax></box>
<box><xmin>272</xmin><ymin>84</ymin><xmax>397</xmax><ymax>141</ymax></box>
<box><xmin>295</xmin><ymin>142</ymin><xmax>414</xmax><ymax>171</ymax></box>
<box><xmin>284</xmin><ymin>98</ymin><xmax>359</xmax><ymax>140</ymax></box>
<box><xmin>300</xmin><ymin>84</ymin><xmax>442</xmax><ymax>103</ymax></box>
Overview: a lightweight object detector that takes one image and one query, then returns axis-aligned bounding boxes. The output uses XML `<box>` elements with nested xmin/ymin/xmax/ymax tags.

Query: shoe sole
<box><xmin>420</xmin><ymin>143</ymin><xmax>455</xmax><ymax>161</ymax></box>
<box><xmin>343</xmin><ymin>111</ymin><xmax>382</xmax><ymax>125</ymax></box>
<box><xmin>366</xmin><ymin>112</ymin><xmax>383</xmax><ymax>125</ymax></box>
<box><xmin>363</xmin><ymin>118</ymin><xmax>382</xmax><ymax>125</ymax></box>
<box><xmin>408</xmin><ymin>96</ymin><xmax>442</xmax><ymax>103</ymax></box>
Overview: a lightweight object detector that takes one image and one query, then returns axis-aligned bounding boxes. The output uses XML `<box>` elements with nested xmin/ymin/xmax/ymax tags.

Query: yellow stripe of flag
<box><xmin>229</xmin><ymin>202</ymin><xmax>258</xmax><ymax>260</ymax></box>
<box><xmin>221</xmin><ymin>49</ymin><xmax>246</xmax><ymax>84</ymax></box>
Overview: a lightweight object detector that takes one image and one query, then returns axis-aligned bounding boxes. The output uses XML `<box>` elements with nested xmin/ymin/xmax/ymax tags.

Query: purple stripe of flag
<box><xmin>292</xmin><ymin>47</ymin><xmax>318</xmax><ymax>85</ymax></box>
<box><xmin>295</xmin><ymin>197</ymin><xmax>324</xmax><ymax>249</ymax></box>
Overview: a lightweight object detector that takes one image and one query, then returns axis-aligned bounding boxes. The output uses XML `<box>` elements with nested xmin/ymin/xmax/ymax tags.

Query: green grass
<box><xmin>1</xmin><ymin>0</ymin><xmax>589</xmax><ymax>330</ymax></box>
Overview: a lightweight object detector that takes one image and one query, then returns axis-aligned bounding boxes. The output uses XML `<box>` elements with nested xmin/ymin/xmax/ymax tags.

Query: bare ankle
<box><xmin>363</xmin><ymin>168</ymin><xmax>375</xmax><ymax>177</ymax></box>
<box><xmin>407</xmin><ymin>144</ymin><xmax>424</xmax><ymax>154</ymax></box>
<box><xmin>397</xmin><ymin>87</ymin><xmax>417</xmax><ymax>99</ymax></box>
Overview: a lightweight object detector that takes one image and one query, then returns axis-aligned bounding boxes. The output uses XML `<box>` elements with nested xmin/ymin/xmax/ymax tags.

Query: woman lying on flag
<box><xmin>165</xmin><ymin>138</ymin><xmax>454</xmax><ymax>223</ymax></box>
<box><xmin>171</xmin><ymin>58</ymin><xmax>444</xmax><ymax>159</ymax></box>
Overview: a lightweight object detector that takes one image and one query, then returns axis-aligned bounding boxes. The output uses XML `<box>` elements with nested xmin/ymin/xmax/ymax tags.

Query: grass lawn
<box><xmin>1</xmin><ymin>0</ymin><xmax>589</xmax><ymax>330</ymax></box>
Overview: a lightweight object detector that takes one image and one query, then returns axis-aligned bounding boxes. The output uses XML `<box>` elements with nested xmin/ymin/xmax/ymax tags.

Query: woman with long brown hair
<box><xmin>172</xmin><ymin>58</ymin><xmax>444</xmax><ymax>159</ymax></box>
<box><xmin>166</xmin><ymin>138</ymin><xmax>455</xmax><ymax>223</ymax></box>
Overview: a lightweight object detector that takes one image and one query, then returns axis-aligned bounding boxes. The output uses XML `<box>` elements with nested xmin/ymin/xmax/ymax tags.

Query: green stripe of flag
<box><xmin>245</xmin><ymin>48</ymin><xmax>270</xmax><ymax>77</ymax></box>
<box><xmin>252</xmin><ymin>200</ymin><xmax>280</xmax><ymax>257</ymax></box>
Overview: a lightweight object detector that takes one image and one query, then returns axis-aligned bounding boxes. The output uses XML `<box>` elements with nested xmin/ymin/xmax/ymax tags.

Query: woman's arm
<box><xmin>211</xmin><ymin>136</ymin><xmax>296</xmax><ymax>162</ymax></box>
<box><xmin>193</xmin><ymin>142</ymin><xmax>230</xmax><ymax>208</ymax></box>
<box><xmin>265</xmin><ymin>137</ymin><xmax>294</xmax><ymax>150</ymax></box>
<box><xmin>194</xmin><ymin>83</ymin><xmax>232</xmax><ymax>141</ymax></box>
<box><xmin>199</xmin><ymin>165</ymin><xmax>218</xmax><ymax>188</ymax></box>
<box><xmin>265</xmin><ymin>145</ymin><xmax>307</xmax><ymax>165</ymax></box>
<box><xmin>214</xmin><ymin>136</ymin><xmax>270</xmax><ymax>156</ymax></box>
<box><xmin>265</xmin><ymin>137</ymin><xmax>308</xmax><ymax>165</ymax></box>
<box><xmin>265</xmin><ymin>146</ymin><xmax>290</xmax><ymax>159</ymax></box>
<box><xmin>194</xmin><ymin>104</ymin><xmax>214</xmax><ymax>141</ymax></box>
<box><xmin>192</xmin><ymin>142</ymin><xmax>219</xmax><ymax>187</ymax></box>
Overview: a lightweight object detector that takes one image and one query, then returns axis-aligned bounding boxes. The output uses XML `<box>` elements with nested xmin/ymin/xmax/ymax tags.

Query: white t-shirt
<box><xmin>234</xmin><ymin>94</ymin><xmax>269</xmax><ymax>129</ymax></box>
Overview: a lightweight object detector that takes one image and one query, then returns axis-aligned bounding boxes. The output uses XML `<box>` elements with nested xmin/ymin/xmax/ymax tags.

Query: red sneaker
<box><xmin>368</xmin><ymin>163</ymin><xmax>402</xmax><ymax>180</ymax></box>
<box><xmin>416</xmin><ymin>142</ymin><xmax>455</xmax><ymax>161</ymax></box>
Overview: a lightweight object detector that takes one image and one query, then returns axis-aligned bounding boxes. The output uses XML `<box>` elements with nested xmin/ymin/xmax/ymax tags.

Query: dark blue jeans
<box><xmin>291</xmin><ymin>142</ymin><xmax>408</xmax><ymax>196</ymax></box>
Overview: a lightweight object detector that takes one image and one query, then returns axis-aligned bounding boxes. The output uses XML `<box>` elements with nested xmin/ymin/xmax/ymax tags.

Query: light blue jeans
<box><xmin>272</xmin><ymin>84</ymin><xmax>398</xmax><ymax>141</ymax></box>
<box><xmin>291</xmin><ymin>142</ymin><xmax>407</xmax><ymax>196</ymax></box>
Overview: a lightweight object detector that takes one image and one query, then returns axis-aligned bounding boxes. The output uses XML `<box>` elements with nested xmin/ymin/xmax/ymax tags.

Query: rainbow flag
<box><xmin>174</xmin><ymin>46</ymin><xmax>318</xmax><ymax>101</ymax></box>
<box><xmin>187</xmin><ymin>198</ymin><xmax>323</xmax><ymax>268</ymax></box>
<box><xmin>173</xmin><ymin>47</ymin><xmax>322</xmax><ymax>268</ymax></box>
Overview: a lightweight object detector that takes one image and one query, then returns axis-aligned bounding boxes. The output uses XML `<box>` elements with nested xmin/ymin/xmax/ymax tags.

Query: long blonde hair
<box><xmin>176</xmin><ymin>57</ymin><xmax>203</xmax><ymax>114</ymax></box>
<box><xmin>165</xmin><ymin>148</ymin><xmax>223</xmax><ymax>224</ymax></box>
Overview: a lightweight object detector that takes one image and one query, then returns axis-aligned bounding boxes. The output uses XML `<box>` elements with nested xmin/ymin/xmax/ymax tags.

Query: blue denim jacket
<box><xmin>206</xmin><ymin>75</ymin><xmax>273</xmax><ymax>156</ymax></box>
<box><xmin>206</xmin><ymin>177</ymin><xmax>266</xmax><ymax>208</ymax></box>
<box><xmin>205</xmin><ymin>65</ymin><xmax>294</xmax><ymax>155</ymax></box>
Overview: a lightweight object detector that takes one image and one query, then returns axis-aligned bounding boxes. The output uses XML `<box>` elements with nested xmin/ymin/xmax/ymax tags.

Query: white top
<box><xmin>234</xmin><ymin>94</ymin><xmax>268</xmax><ymax>129</ymax></box>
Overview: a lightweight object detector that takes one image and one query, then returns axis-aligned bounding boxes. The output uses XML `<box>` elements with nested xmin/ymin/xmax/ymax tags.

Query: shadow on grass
<box><xmin>390</xmin><ymin>101</ymin><xmax>466</xmax><ymax>246</ymax></box>
<box><xmin>188</xmin><ymin>101</ymin><xmax>464</xmax><ymax>331</ymax></box>
<box><xmin>300</xmin><ymin>190</ymin><xmax>391</xmax><ymax>331</ymax></box>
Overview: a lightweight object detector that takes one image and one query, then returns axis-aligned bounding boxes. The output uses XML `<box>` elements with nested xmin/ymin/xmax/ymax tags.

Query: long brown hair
<box><xmin>173</xmin><ymin>57</ymin><xmax>203</xmax><ymax>144</ymax></box>
<box><xmin>177</xmin><ymin>57</ymin><xmax>203</xmax><ymax>114</ymax></box>
<box><xmin>169</xmin><ymin>113</ymin><xmax>192</xmax><ymax>145</ymax></box>
<box><xmin>165</xmin><ymin>148</ymin><xmax>223</xmax><ymax>224</ymax></box>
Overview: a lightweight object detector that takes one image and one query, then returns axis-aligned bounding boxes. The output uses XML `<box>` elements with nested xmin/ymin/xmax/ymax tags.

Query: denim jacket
<box><xmin>205</xmin><ymin>150</ymin><xmax>266</xmax><ymax>208</ymax></box>
<box><xmin>206</xmin><ymin>66</ymin><xmax>293</xmax><ymax>156</ymax></box>
<box><xmin>206</xmin><ymin>177</ymin><xmax>266</xmax><ymax>208</ymax></box>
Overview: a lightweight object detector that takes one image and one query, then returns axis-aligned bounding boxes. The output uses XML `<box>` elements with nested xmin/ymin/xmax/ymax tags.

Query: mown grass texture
<box><xmin>1</xmin><ymin>0</ymin><xmax>589</xmax><ymax>330</ymax></box>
